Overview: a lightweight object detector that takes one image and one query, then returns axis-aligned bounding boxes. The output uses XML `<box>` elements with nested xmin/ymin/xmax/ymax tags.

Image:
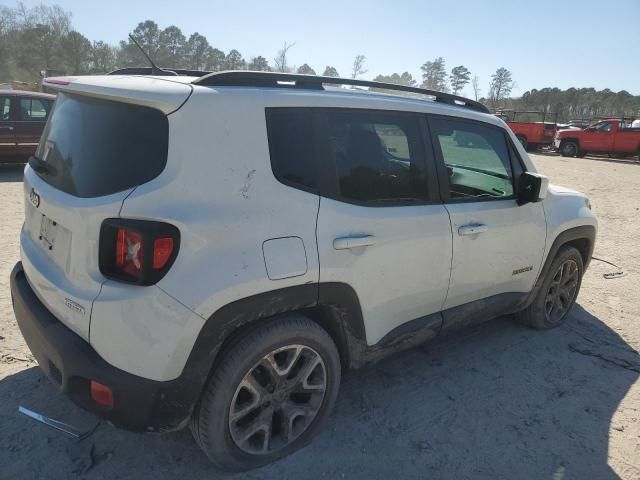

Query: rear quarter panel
<box><xmin>118</xmin><ymin>87</ymin><xmax>321</xmax><ymax>321</ymax></box>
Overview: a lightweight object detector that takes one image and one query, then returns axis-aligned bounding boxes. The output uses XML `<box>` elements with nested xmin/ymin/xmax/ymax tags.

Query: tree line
<box><xmin>1</xmin><ymin>2</ymin><xmax>638</xmax><ymax>121</ymax></box>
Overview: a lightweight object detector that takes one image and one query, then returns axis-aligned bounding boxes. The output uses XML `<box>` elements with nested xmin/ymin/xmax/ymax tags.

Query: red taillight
<box><xmin>90</xmin><ymin>380</ymin><xmax>113</xmax><ymax>408</ymax></box>
<box><xmin>100</xmin><ymin>219</ymin><xmax>180</xmax><ymax>285</ymax></box>
<box><xmin>115</xmin><ymin>227</ymin><xmax>144</xmax><ymax>277</ymax></box>
<box><xmin>153</xmin><ymin>237</ymin><xmax>174</xmax><ymax>269</ymax></box>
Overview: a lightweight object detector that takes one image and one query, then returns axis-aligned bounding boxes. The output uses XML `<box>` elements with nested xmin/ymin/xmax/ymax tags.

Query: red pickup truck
<box><xmin>554</xmin><ymin>118</ymin><xmax>640</xmax><ymax>158</ymax></box>
<box><xmin>496</xmin><ymin>111</ymin><xmax>557</xmax><ymax>151</ymax></box>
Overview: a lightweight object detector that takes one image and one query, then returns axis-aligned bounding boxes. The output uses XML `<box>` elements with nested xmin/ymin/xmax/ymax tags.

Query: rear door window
<box><xmin>20</xmin><ymin>98</ymin><xmax>53</xmax><ymax>121</ymax></box>
<box><xmin>35</xmin><ymin>93</ymin><xmax>168</xmax><ymax>198</ymax></box>
<box><xmin>325</xmin><ymin>111</ymin><xmax>428</xmax><ymax>203</ymax></box>
<box><xmin>0</xmin><ymin>96</ymin><xmax>11</xmax><ymax>120</ymax></box>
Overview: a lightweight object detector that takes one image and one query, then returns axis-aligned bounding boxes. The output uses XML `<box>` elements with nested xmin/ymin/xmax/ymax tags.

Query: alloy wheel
<box><xmin>562</xmin><ymin>142</ymin><xmax>578</xmax><ymax>157</ymax></box>
<box><xmin>228</xmin><ymin>344</ymin><xmax>327</xmax><ymax>455</ymax></box>
<box><xmin>544</xmin><ymin>259</ymin><xmax>579</xmax><ymax>324</ymax></box>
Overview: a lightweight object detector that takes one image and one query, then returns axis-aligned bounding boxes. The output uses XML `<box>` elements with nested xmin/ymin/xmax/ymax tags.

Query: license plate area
<box><xmin>39</xmin><ymin>214</ymin><xmax>58</xmax><ymax>250</ymax></box>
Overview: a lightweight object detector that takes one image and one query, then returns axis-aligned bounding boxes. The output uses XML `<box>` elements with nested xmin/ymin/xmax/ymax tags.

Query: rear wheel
<box><xmin>560</xmin><ymin>141</ymin><xmax>579</xmax><ymax>157</ymax></box>
<box><xmin>516</xmin><ymin>135</ymin><xmax>528</xmax><ymax>150</ymax></box>
<box><xmin>191</xmin><ymin>315</ymin><xmax>341</xmax><ymax>471</ymax></box>
<box><xmin>516</xmin><ymin>246</ymin><xmax>584</xmax><ymax>329</ymax></box>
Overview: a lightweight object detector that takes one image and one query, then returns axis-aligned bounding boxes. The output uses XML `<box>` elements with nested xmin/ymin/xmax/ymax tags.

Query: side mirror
<box><xmin>517</xmin><ymin>172</ymin><xmax>548</xmax><ymax>206</ymax></box>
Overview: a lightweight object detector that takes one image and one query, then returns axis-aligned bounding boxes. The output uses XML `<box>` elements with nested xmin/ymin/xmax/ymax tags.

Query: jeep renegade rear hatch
<box><xmin>33</xmin><ymin>92</ymin><xmax>168</xmax><ymax>198</ymax></box>
<box><xmin>21</xmin><ymin>75</ymin><xmax>191</xmax><ymax>341</ymax></box>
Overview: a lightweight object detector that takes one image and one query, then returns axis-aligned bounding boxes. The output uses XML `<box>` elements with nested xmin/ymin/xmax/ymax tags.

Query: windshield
<box><xmin>34</xmin><ymin>93</ymin><xmax>168</xmax><ymax>198</ymax></box>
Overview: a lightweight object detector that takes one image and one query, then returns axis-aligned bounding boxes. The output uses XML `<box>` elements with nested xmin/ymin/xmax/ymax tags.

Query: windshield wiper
<box><xmin>28</xmin><ymin>156</ymin><xmax>57</xmax><ymax>176</ymax></box>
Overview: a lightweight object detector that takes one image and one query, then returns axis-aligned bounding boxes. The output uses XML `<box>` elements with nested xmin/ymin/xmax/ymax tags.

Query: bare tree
<box><xmin>471</xmin><ymin>75</ymin><xmax>481</xmax><ymax>101</ymax></box>
<box><xmin>351</xmin><ymin>54</ymin><xmax>367</xmax><ymax>79</ymax></box>
<box><xmin>273</xmin><ymin>41</ymin><xmax>295</xmax><ymax>73</ymax></box>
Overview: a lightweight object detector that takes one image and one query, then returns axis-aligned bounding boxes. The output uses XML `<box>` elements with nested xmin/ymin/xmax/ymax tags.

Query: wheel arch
<box><xmin>178</xmin><ymin>282</ymin><xmax>366</xmax><ymax>412</ymax></box>
<box><xmin>560</xmin><ymin>137</ymin><xmax>581</xmax><ymax>147</ymax></box>
<box><xmin>525</xmin><ymin>225</ymin><xmax>595</xmax><ymax>307</ymax></box>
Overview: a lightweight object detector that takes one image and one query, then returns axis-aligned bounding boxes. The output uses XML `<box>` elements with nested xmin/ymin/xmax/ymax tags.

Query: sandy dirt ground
<box><xmin>1</xmin><ymin>153</ymin><xmax>639</xmax><ymax>480</ymax></box>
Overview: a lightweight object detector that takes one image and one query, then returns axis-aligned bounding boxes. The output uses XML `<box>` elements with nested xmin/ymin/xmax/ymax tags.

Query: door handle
<box><xmin>333</xmin><ymin>235</ymin><xmax>377</xmax><ymax>250</ymax></box>
<box><xmin>0</xmin><ymin>126</ymin><xmax>14</xmax><ymax>131</ymax></box>
<box><xmin>458</xmin><ymin>224</ymin><xmax>488</xmax><ymax>236</ymax></box>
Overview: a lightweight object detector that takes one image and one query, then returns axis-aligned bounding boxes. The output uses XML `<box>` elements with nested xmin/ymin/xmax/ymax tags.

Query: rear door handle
<box><xmin>458</xmin><ymin>224</ymin><xmax>488</xmax><ymax>236</ymax></box>
<box><xmin>0</xmin><ymin>126</ymin><xmax>14</xmax><ymax>131</ymax></box>
<box><xmin>333</xmin><ymin>235</ymin><xmax>377</xmax><ymax>250</ymax></box>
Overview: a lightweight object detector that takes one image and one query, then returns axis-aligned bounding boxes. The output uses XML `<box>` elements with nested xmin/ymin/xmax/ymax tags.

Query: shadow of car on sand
<box><xmin>1</xmin><ymin>303</ymin><xmax>638</xmax><ymax>479</ymax></box>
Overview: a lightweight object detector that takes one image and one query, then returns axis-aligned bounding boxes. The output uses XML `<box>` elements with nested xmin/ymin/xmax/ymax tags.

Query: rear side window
<box><xmin>0</xmin><ymin>96</ymin><xmax>10</xmax><ymax>120</ymax></box>
<box><xmin>19</xmin><ymin>98</ymin><xmax>53</xmax><ymax>121</ymax></box>
<box><xmin>267</xmin><ymin>110</ymin><xmax>317</xmax><ymax>191</ymax></box>
<box><xmin>326</xmin><ymin>111</ymin><xmax>428</xmax><ymax>203</ymax></box>
<box><xmin>35</xmin><ymin>93</ymin><xmax>168</xmax><ymax>198</ymax></box>
<box><xmin>430</xmin><ymin>117</ymin><xmax>514</xmax><ymax>199</ymax></box>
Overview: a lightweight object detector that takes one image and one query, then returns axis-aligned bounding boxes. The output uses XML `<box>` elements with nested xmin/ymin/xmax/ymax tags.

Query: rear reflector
<box><xmin>90</xmin><ymin>381</ymin><xmax>113</xmax><ymax>408</ymax></box>
<box><xmin>153</xmin><ymin>237</ymin><xmax>174</xmax><ymax>269</ymax></box>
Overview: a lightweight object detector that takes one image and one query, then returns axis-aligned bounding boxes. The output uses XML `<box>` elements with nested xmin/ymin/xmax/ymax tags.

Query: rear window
<box><xmin>35</xmin><ymin>93</ymin><xmax>168</xmax><ymax>198</ymax></box>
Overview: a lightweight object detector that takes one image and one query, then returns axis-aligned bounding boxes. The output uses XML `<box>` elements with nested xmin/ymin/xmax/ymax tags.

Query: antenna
<box><xmin>127</xmin><ymin>34</ymin><xmax>177</xmax><ymax>76</ymax></box>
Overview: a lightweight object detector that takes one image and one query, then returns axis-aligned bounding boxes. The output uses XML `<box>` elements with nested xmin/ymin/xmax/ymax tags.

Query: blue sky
<box><xmin>10</xmin><ymin>0</ymin><xmax>640</xmax><ymax>96</ymax></box>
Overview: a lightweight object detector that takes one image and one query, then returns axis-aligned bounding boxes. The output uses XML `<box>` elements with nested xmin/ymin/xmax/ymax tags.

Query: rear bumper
<box><xmin>10</xmin><ymin>261</ymin><xmax>197</xmax><ymax>432</ymax></box>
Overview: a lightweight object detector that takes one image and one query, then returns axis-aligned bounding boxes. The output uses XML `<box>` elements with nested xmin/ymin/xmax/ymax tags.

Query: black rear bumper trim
<box><xmin>10</xmin><ymin>261</ymin><xmax>196</xmax><ymax>432</ymax></box>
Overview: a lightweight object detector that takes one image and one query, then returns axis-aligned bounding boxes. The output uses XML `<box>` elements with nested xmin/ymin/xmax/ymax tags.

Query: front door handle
<box><xmin>0</xmin><ymin>126</ymin><xmax>14</xmax><ymax>131</ymax></box>
<box><xmin>458</xmin><ymin>224</ymin><xmax>488</xmax><ymax>236</ymax></box>
<box><xmin>333</xmin><ymin>235</ymin><xmax>377</xmax><ymax>250</ymax></box>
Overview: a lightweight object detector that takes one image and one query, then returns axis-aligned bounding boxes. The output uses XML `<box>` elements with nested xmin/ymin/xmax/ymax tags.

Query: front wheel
<box><xmin>560</xmin><ymin>141</ymin><xmax>579</xmax><ymax>157</ymax></box>
<box><xmin>191</xmin><ymin>315</ymin><xmax>341</xmax><ymax>471</ymax></box>
<box><xmin>516</xmin><ymin>246</ymin><xmax>584</xmax><ymax>329</ymax></box>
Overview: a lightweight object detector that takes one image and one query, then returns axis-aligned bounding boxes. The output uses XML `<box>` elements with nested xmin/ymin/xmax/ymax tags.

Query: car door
<box><xmin>582</xmin><ymin>121</ymin><xmax>615</xmax><ymax>152</ymax></box>
<box><xmin>613</xmin><ymin>124</ymin><xmax>638</xmax><ymax>153</ymax></box>
<box><xmin>0</xmin><ymin>95</ymin><xmax>16</xmax><ymax>155</ymax></box>
<box><xmin>428</xmin><ymin>116</ymin><xmax>546</xmax><ymax>332</ymax></box>
<box><xmin>14</xmin><ymin>96</ymin><xmax>53</xmax><ymax>156</ymax></box>
<box><xmin>316</xmin><ymin>109</ymin><xmax>452</xmax><ymax>345</ymax></box>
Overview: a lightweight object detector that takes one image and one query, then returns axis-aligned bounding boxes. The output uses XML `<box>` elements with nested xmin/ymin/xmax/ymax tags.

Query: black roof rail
<box><xmin>108</xmin><ymin>67</ymin><xmax>212</xmax><ymax>77</ymax></box>
<box><xmin>192</xmin><ymin>71</ymin><xmax>490</xmax><ymax>114</ymax></box>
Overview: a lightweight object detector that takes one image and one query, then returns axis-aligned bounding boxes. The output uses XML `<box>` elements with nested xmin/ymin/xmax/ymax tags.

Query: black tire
<box><xmin>516</xmin><ymin>135</ymin><xmax>528</xmax><ymax>150</ymax></box>
<box><xmin>516</xmin><ymin>246</ymin><xmax>584</xmax><ymax>330</ymax></box>
<box><xmin>526</xmin><ymin>142</ymin><xmax>538</xmax><ymax>152</ymax></box>
<box><xmin>560</xmin><ymin>140</ymin><xmax>579</xmax><ymax>157</ymax></box>
<box><xmin>191</xmin><ymin>315</ymin><xmax>341</xmax><ymax>471</ymax></box>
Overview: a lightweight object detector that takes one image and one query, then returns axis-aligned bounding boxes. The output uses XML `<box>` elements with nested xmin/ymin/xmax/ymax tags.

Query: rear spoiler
<box><xmin>42</xmin><ymin>76</ymin><xmax>193</xmax><ymax>115</ymax></box>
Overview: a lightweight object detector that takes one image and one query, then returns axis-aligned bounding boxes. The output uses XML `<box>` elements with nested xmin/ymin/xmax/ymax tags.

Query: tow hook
<box><xmin>18</xmin><ymin>405</ymin><xmax>101</xmax><ymax>440</ymax></box>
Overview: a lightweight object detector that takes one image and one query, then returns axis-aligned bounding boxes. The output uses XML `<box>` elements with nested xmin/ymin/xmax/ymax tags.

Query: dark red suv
<box><xmin>0</xmin><ymin>90</ymin><xmax>56</xmax><ymax>163</ymax></box>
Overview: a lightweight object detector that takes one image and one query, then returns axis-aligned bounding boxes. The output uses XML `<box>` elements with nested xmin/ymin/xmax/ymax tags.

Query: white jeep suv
<box><xmin>11</xmin><ymin>70</ymin><xmax>596</xmax><ymax>471</ymax></box>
